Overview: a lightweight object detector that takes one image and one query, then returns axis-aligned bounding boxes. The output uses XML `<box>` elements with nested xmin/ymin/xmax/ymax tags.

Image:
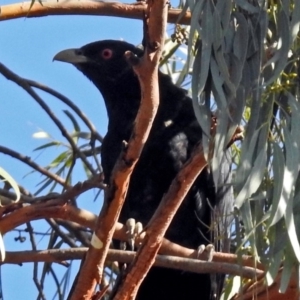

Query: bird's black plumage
<box><xmin>54</xmin><ymin>40</ymin><xmax>233</xmax><ymax>300</ymax></box>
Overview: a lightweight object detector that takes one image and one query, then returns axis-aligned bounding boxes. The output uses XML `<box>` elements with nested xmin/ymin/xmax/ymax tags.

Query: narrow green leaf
<box><xmin>240</xmin><ymin>200</ymin><xmax>258</xmax><ymax>256</ymax></box>
<box><xmin>0</xmin><ymin>167</ymin><xmax>20</xmax><ymax>203</ymax></box>
<box><xmin>279</xmin><ymin>245</ymin><xmax>295</xmax><ymax>293</ymax></box>
<box><xmin>235</xmin><ymin>127</ymin><xmax>261</xmax><ymax>191</ymax></box>
<box><xmin>160</xmin><ymin>41</ymin><xmax>180</xmax><ymax>67</ymax></box>
<box><xmin>197</xmin><ymin>0</ymin><xmax>213</xmax><ymax>94</ymax></box>
<box><xmin>284</xmin><ymin>98</ymin><xmax>300</xmax><ymax>261</ymax></box>
<box><xmin>33</xmin><ymin>141</ymin><xmax>61</xmax><ymax>151</ymax></box>
<box><xmin>271</xmin><ymin>127</ymin><xmax>298</xmax><ymax>225</ymax></box>
<box><xmin>221</xmin><ymin>276</ymin><xmax>242</xmax><ymax>300</ymax></box>
<box><xmin>216</xmin><ymin>0</ymin><xmax>232</xmax><ymax>33</ymax></box>
<box><xmin>235</xmin><ymin>140</ymin><xmax>267</xmax><ymax>208</ymax></box>
<box><xmin>34</xmin><ymin>178</ymin><xmax>54</xmax><ymax>195</ymax></box>
<box><xmin>267</xmin><ymin>143</ymin><xmax>285</xmax><ymax>228</ymax></box>
<box><xmin>232</xmin><ymin>12</ymin><xmax>249</xmax><ymax>62</ymax></box>
<box><xmin>210</xmin><ymin>57</ymin><xmax>227</xmax><ymax>108</ymax></box>
<box><xmin>63</xmin><ymin>110</ymin><xmax>81</xmax><ymax>133</ymax></box>
<box><xmin>49</xmin><ymin>151</ymin><xmax>69</xmax><ymax>168</ymax></box>
<box><xmin>0</xmin><ymin>232</ymin><xmax>5</xmax><ymax>261</ymax></box>
<box><xmin>212</xmin><ymin>10</ymin><xmax>236</xmax><ymax>98</ymax></box>
<box><xmin>226</xmin><ymin>87</ymin><xmax>245</xmax><ymax>145</ymax></box>
<box><xmin>264</xmin><ymin>9</ymin><xmax>290</xmax><ymax>85</ymax></box>
<box><xmin>71</xmin><ymin>132</ymin><xmax>91</xmax><ymax>140</ymax></box>
<box><xmin>266</xmin><ymin>247</ymin><xmax>283</xmax><ymax>285</ymax></box>
<box><xmin>187</xmin><ymin>0</ymin><xmax>204</xmax><ymax>57</ymax></box>
<box><xmin>285</xmin><ymin>197</ymin><xmax>300</xmax><ymax>262</ymax></box>
<box><xmin>290</xmin><ymin>0</ymin><xmax>300</xmax><ymax>43</ymax></box>
<box><xmin>234</xmin><ymin>0</ymin><xmax>260</xmax><ymax>13</ymax></box>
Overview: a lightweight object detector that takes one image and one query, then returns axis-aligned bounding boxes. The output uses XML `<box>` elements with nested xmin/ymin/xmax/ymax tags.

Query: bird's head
<box><xmin>53</xmin><ymin>40</ymin><xmax>143</xmax><ymax>92</ymax></box>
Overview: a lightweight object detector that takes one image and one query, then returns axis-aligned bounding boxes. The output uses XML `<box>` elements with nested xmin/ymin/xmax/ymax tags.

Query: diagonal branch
<box><xmin>67</xmin><ymin>1</ymin><xmax>168</xmax><ymax>299</ymax></box>
<box><xmin>115</xmin><ymin>121</ymin><xmax>242</xmax><ymax>298</ymax></box>
<box><xmin>27</xmin><ymin>79</ymin><xmax>103</xmax><ymax>143</ymax></box>
<box><xmin>114</xmin><ymin>144</ymin><xmax>207</xmax><ymax>299</ymax></box>
<box><xmin>111</xmin><ymin>1</ymin><xmax>169</xmax><ymax>299</ymax></box>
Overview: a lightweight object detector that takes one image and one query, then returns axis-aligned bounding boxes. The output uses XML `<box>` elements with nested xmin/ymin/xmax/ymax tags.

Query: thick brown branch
<box><xmin>111</xmin><ymin>1</ymin><xmax>169</xmax><ymax>299</ymax></box>
<box><xmin>67</xmin><ymin>0</ymin><xmax>168</xmax><ymax>298</ymax></box>
<box><xmin>115</xmin><ymin>117</ymin><xmax>244</xmax><ymax>298</ymax></box>
<box><xmin>0</xmin><ymin>175</ymin><xmax>103</xmax><ymax>233</ymax></box>
<box><xmin>115</xmin><ymin>143</ymin><xmax>207</xmax><ymax>299</ymax></box>
<box><xmin>0</xmin><ymin>1</ymin><xmax>191</xmax><ymax>25</ymax></box>
<box><xmin>0</xmin><ymin>192</ymin><xmax>261</xmax><ymax>271</ymax></box>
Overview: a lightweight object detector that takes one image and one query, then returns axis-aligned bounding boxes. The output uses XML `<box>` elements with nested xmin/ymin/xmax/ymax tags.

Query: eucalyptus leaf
<box><xmin>290</xmin><ymin>0</ymin><xmax>300</xmax><ymax>43</ymax></box>
<box><xmin>279</xmin><ymin>245</ymin><xmax>295</xmax><ymax>293</ymax></box>
<box><xmin>216</xmin><ymin>0</ymin><xmax>232</xmax><ymax>33</ymax></box>
<box><xmin>267</xmin><ymin>143</ymin><xmax>284</xmax><ymax>228</ymax></box>
<box><xmin>235</xmin><ymin>140</ymin><xmax>267</xmax><ymax>208</ymax></box>
<box><xmin>234</xmin><ymin>0</ymin><xmax>260</xmax><ymax>14</ymax></box>
<box><xmin>266</xmin><ymin>248</ymin><xmax>283</xmax><ymax>285</ymax></box>
<box><xmin>33</xmin><ymin>141</ymin><xmax>61</xmax><ymax>151</ymax></box>
<box><xmin>64</xmin><ymin>110</ymin><xmax>81</xmax><ymax>133</ymax></box>
<box><xmin>270</xmin><ymin>127</ymin><xmax>298</xmax><ymax>225</ymax></box>
<box><xmin>0</xmin><ymin>233</ymin><xmax>5</xmax><ymax>262</ymax></box>
<box><xmin>264</xmin><ymin>9</ymin><xmax>290</xmax><ymax>85</ymax></box>
<box><xmin>0</xmin><ymin>167</ymin><xmax>20</xmax><ymax>203</ymax></box>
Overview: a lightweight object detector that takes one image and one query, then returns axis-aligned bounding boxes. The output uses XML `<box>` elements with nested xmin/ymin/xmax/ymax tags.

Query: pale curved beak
<box><xmin>53</xmin><ymin>48</ymin><xmax>89</xmax><ymax>64</ymax></box>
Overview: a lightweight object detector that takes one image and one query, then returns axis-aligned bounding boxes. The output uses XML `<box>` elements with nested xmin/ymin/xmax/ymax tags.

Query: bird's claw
<box><xmin>197</xmin><ymin>244</ymin><xmax>206</xmax><ymax>257</ymax></box>
<box><xmin>126</xmin><ymin>218</ymin><xmax>136</xmax><ymax>250</ymax></box>
<box><xmin>134</xmin><ymin>221</ymin><xmax>143</xmax><ymax>248</ymax></box>
<box><xmin>125</xmin><ymin>218</ymin><xmax>143</xmax><ymax>250</ymax></box>
<box><xmin>197</xmin><ymin>244</ymin><xmax>215</xmax><ymax>262</ymax></box>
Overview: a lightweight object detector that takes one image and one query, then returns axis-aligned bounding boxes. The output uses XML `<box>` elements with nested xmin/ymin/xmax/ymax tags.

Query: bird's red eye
<box><xmin>101</xmin><ymin>49</ymin><xmax>113</xmax><ymax>59</ymax></box>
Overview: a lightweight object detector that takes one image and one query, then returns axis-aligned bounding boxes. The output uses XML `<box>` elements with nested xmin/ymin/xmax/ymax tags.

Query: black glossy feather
<box><xmin>54</xmin><ymin>40</ymin><xmax>233</xmax><ymax>300</ymax></box>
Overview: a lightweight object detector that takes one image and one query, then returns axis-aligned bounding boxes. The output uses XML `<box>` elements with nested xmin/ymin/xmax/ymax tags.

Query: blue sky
<box><xmin>0</xmin><ymin>1</ymin><xmax>144</xmax><ymax>298</ymax></box>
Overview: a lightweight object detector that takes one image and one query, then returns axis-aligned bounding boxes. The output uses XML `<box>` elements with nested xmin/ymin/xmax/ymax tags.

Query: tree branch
<box><xmin>0</xmin><ymin>145</ymin><xmax>67</xmax><ymax>187</ymax></box>
<box><xmin>0</xmin><ymin>174</ymin><xmax>103</xmax><ymax>233</ymax></box>
<box><xmin>0</xmin><ymin>185</ymin><xmax>262</xmax><ymax>272</ymax></box>
<box><xmin>67</xmin><ymin>0</ymin><xmax>168</xmax><ymax>298</ymax></box>
<box><xmin>4</xmin><ymin>248</ymin><xmax>262</xmax><ymax>279</ymax></box>
<box><xmin>0</xmin><ymin>1</ymin><xmax>191</xmax><ymax>25</ymax></box>
<box><xmin>27</xmin><ymin>79</ymin><xmax>103</xmax><ymax>143</ymax></box>
<box><xmin>0</xmin><ymin>62</ymin><xmax>96</xmax><ymax>176</ymax></box>
<box><xmin>111</xmin><ymin>0</ymin><xmax>169</xmax><ymax>298</ymax></box>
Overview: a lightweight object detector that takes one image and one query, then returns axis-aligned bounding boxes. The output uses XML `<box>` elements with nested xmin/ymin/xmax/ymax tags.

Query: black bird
<box><xmin>54</xmin><ymin>40</ymin><xmax>233</xmax><ymax>300</ymax></box>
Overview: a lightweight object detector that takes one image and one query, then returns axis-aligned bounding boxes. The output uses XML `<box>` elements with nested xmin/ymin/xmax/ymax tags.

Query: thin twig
<box><xmin>0</xmin><ymin>62</ymin><xmax>96</xmax><ymax>176</ymax></box>
<box><xmin>27</xmin><ymin>79</ymin><xmax>103</xmax><ymax>143</ymax></box>
<box><xmin>0</xmin><ymin>145</ymin><xmax>67</xmax><ymax>187</ymax></box>
<box><xmin>49</xmin><ymin>266</ymin><xmax>64</xmax><ymax>300</ymax></box>
<box><xmin>56</xmin><ymin>219</ymin><xmax>91</xmax><ymax>247</ymax></box>
<box><xmin>47</xmin><ymin>218</ymin><xmax>78</xmax><ymax>248</ymax></box>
